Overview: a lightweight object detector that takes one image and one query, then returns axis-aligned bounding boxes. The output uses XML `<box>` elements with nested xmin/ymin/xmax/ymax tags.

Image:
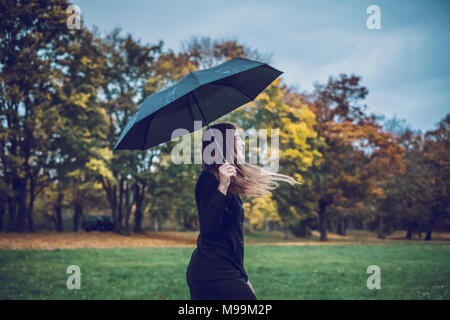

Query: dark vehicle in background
<box><xmin>82</xmin><ymin>216</ymin><xmax>114</xmax><ymax>232</ymax></box>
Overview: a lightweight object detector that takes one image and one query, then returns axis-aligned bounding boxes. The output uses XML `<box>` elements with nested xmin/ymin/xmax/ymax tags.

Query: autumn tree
<box><xmin>0</xmin><ymin>0</ymin><xmax>108</xmax><ymax>231</ymax></box>
<box><xmin>96</xmin><ymin>27</ymin><xmax>162</xmax><ymax>234</ymax></box>
<box><xmin>307</xmin><ymin>74</ymin><xmax>405</xmax><ymax>241</ymax></box>
<box><xmin>233</xmin><ymin>79</ymin><xmax>323</xmax><ymax>239</ymax></box>
<box><xmin>421</xmin><ymin>114</ymin><xmax>450</xmax><ymax>239</ymax></box>
<box><xmin>379</xmin><ymin>118</ymin><xmax>427</xmax><ymax>238</ymax></box>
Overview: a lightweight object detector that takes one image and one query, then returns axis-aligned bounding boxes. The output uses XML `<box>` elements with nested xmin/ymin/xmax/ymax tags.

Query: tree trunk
<box><xmin>264</xmin><ymin>219</ymin><xmax>270</xmax><ymax>232</ymax></box>
<box><xmin>134</xmin><ymin>207</ymin><xmax>143</xmax><ymax>233</ymax></box>
<box><xmin>133</xmin><ymin>183</ymin><xmax>144</xmax><ymax>234</ymax></box>
<box><xmin>112</xmin><ymin>204</ymin><xmax>120</xmax><ymax>233</ymax></box>
<box><xmin>125</xmin><ymin>213</ymin><xmax>132</xmax><ymax>235</ymax></box>
<box><xmin>14</xmin><ymin>177</ymin><xmax>28</xmax><ymax>232</ymax></box>
<box><xmin>337</xmin><ymin>219</ymin><xmax>347</xmax><ymax>236</ymax></box>
<box><xmin>283</xmin><ymin>224</ymin><xmax>289</xmax><ymax>240</ymax></box>
<box><xmin>73</xmin><ymin>204</ymin><xmax>83</xmax><ymax>232</ymax></box>
<box><xmin>318</xmin><ymin>200</ymin><xmax>329</xmax><ymax>242</ymax></box>
<box><xmin>377</xmin><ymin>213</ymin><xmax>385</xmax><ymax>239</ymax></box>
<box><xmin>319</xmin><ymin>211</ymin><xmax>327</xmax><ymax>241</ymax></box>
<box><xmin>0</xmin><ymin>199</ymin><xmax>5</xmax><ymax>232</ymax></box>
<box><xmin>26</xmin><ymin>178</ymin><xmax>36</xmax><ymax>232</ymax></box>
<box><xmin>425</xmin><ymin>212</ymin><xmax>435</xmax><ymax>241</ymax></box>
<box><xmin>15</xmin><ymin>195</ymin><xmax>27</xmax><ymax>232</ymax></box>
<box><xmin>124</xmin><ymin>183</ymin><xmax>132</xmax><ymax>236</ymax></box>
<box><xmin>54</xmin><ymin>192</ymin><xmax>64</xmax><ymax>232</ymax></box>
<box><xmin>118</xmin><ymin>179</ymin><xmax>124</xmax><ymax>232</ymax></box>
<box><xmin>406</xmin><ymin>227</ymin><xmax>412</xmax><ymax>240</ymax></box>
<box><xmin>7</xmin><ymin>196</ymin><xmax>16</xmax><ymax>231</ymax></box>
<box><xmin>102</xmin><ymin>178</ymin><xmax>121</xmax><ymax>234</ymax></box>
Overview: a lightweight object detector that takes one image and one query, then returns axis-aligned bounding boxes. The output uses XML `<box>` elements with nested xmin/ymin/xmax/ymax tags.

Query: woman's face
<box><xmin>234</xmin><ymin>130</ymin><xmax>245</xmax><ymax>163</ymax></box>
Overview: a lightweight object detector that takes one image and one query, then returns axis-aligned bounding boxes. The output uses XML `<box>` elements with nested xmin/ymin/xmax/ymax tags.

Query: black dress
<box><xmin>186</xmin><ymin>170</ymin><xmax>256</xmax><ymax>299</ymax></box>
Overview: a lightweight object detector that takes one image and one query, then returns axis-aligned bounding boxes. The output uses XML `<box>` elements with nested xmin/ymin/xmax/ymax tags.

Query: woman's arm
<box><xmin>197</xmin><ymin>173</ymin><xmax>229</xmax><ymax>235</ymax></box>
<box><xmin>197</xmin><ymin>163</ymin><xmax>236</xmax><ymax>235</ymax></box>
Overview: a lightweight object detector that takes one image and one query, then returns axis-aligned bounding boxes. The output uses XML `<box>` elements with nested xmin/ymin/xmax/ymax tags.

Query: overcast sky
<box><xmin>74</xmin><ymin>0</ymin><xmax>450</xmax><ymax>132</ymax></box>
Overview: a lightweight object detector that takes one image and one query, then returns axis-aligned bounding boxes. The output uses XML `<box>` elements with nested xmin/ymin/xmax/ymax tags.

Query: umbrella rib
<box><xmin>191</xmin><ymin>91</ymin><xmax>209</xmax><ymax>125</ymax></box>
<box><xmin>142</xmin><ymin>115</ymin><xmax>153</xmax><ymax>150</ymax></box>
<box><xmin>189</xmin><ymin>71</ymin><xmax>201</xmax><ymax>86</ymax></box>
<box><xmin>192</xmin><ymin>66</ymin><xmax>254</xmax><ymax>101</ymax></box>
<box><xmin>114</xmin><ymin>112</ymin><xmax>138</xmax><ymax>150</ymax></box>
<box><xmin>202</xmin><ymin>81</ymin><xmax>254</xmax><ymax>102</ymax></box>
<box><xmin>222</xmin><ymin>83</ymin><xmax>253</xmax><ymax>101</ymax></box>
<box><xmin>187</xmin><ymin>96</ymin><xmax>195</xmax><ymax>121</ymax></box>
<box><xmin>239</xmin><ymin>89</ymin><xmax>252</xmax><ymax>101</ymax></box>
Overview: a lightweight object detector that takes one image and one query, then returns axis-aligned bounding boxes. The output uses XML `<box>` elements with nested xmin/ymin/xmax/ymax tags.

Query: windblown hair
<box><xmin>201</xmin><ymin>122</ymin><xmax>303</xmax><ymax>199</ymax></box>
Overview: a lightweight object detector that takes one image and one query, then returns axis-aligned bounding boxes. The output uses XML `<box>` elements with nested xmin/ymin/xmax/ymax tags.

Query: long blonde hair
<box><xmin>201</xmin><ymin>122</ymin><xmax>303</xmax><ymax>199</ymax></box>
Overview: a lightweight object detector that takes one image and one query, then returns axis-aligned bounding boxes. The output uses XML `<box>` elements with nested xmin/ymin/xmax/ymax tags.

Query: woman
<box><xmin>186</xmin><ymin>122</ymin><xmax>301</xmax><ymax>300</ymax></box>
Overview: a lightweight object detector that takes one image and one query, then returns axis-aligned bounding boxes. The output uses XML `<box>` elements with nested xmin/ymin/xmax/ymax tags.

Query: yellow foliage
<box><xmin>86</xmin><ymin>148</ymin><xmax>114</xmax><ymax>181</ymax></box>
<box><xmin>160</xmin><ymin>59</ymin><xmax>173</xmax><ymax>71</ymax></box>
<box><xmin>71</xmin><ymin>92</ymin><xmax>90</xmax><ymax>109</ymax></box>
<box><xmin>245</xmin><ymin>194</ymin><xmax>280</xmax><ymax>229</ymax></box>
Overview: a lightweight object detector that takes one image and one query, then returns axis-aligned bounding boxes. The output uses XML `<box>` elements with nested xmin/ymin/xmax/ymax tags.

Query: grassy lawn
<box><xmin>0</xmin><ymin>242</ymin><xmax>449</xmax><ymax>300</ymax></box>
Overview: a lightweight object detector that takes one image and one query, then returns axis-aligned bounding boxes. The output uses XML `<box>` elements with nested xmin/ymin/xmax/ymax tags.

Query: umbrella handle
<box><xmin>191</xmin><ymin>92</ymin><xmax>227</xmax><ymax>164</ymax></box>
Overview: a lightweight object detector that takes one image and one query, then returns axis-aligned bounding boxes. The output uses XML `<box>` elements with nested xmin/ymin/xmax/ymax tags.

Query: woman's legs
<box><xmin>187</xmin><ymin>278</ymin><xmax>214</xmax><ymax>300</ymax></box>
<box><xmin>187</xmin><ymin>277</ymin><xmax>257</xmax><ymax>300</ymax></box>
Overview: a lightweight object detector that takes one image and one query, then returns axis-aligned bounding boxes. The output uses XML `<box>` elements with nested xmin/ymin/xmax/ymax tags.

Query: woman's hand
<box><xmin>217</xmin><ymin>161</ymin><xmax>236</xmax><ymax>194</ymax></box>
<box><xmin>247</xmin><ymin>280</ymin><xmax>255</xmax><ymax>295</ymax></box>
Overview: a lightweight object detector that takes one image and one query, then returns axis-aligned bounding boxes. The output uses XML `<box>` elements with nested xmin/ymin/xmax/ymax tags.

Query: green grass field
<box><xmin>1</xmin><ymin>242</ymin><xmax>449</xmax><ymax>300</ymax></box>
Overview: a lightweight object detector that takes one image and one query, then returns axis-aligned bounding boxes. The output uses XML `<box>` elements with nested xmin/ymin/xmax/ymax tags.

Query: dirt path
<box><xmin>0</xmin><ymin>232</ymin><xmax>197</xmax><ymax>250</ymax></box>
<box><xmin>0</xmin><ymin>231</ymin><xmax>448</xmax><ymax>250</ymax></box>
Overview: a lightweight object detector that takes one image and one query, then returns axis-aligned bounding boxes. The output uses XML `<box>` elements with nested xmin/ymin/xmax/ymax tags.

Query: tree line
<box><xmin>1</xmin><ymin>0</ymin><xmax>448</xmax><ymax>240</ymax></box>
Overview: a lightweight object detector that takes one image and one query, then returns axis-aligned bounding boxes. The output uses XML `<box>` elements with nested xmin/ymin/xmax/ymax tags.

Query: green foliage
<box><xmin>0</xmin><ymin>0</ymin><xmax>108</xmax><ymax>231</ymax></box>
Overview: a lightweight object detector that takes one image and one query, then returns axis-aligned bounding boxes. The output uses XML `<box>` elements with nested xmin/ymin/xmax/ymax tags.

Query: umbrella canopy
<box><xmin>113</xmin><ymin>57</ymin><xmax>283</xmax><ymax>153</ymax></box>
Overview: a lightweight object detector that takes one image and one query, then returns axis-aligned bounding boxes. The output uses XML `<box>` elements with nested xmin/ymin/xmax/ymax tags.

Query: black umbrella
<box><xmin>113</xmin><ymin>57</ymin><xmax>283</xmax><ymax>161</ymax></box>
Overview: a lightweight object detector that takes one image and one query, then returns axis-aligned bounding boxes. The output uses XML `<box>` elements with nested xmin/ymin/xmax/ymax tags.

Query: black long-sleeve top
<box><xmin>186</xmin><ymin>170</ymin><xmax>248</xmax><ymax>282</ymax></box>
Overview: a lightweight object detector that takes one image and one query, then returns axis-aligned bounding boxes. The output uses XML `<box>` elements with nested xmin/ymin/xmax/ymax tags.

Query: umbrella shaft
<box><xmin>191</xmin><ymin>92</ymin><xmax>226</xmax><ymax>163</ymax></box>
